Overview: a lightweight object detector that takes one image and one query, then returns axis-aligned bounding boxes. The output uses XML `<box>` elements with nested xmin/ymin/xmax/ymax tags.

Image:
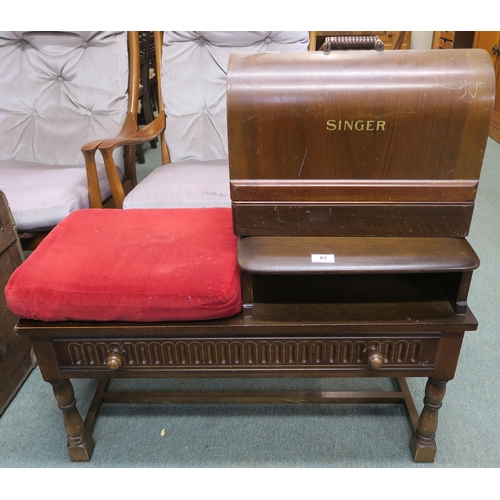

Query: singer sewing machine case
<box><xmin>227</xmin><ymin>49</ymin><xmax>495</xmax><ymax>237</ymax></box>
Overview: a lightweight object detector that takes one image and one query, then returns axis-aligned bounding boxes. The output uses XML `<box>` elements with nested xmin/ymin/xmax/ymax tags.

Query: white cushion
<box><xmin>162</xmin><ymin>32</ymin><xmax>309</xmax><ymax>163</ymax></box>
<box><xmin>123</xmin><ymin>160</ymin><xmax>230</xmax><ymax>209</ymax></box>
<box><xmin>0</xmin><ymin>160</ymin><xmax>121</xmax><ymax>231</ymax></box>
<box><xmin>124</xmin><ymin>32</ymin><xmax>309</xmax><ymax>210</ymax></box>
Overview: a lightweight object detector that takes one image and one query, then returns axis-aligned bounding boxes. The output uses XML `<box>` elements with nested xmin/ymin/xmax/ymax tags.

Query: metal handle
<box><xmin>323</xmin><ymin>35</ymin><xmax>384</xmax><ymax>53</ymax></box>
<box><xmin>367</xmin><ymin>349</ymin><xmax>384</xmax><ymax>370</ymax></box>
<box><xmin>106</xmin><ymin>351</ymin><xmax>123</xmax><ymax>370</ymax></box>
<box><xmin>493</xmin><ymin>45</ymin><xmax>500</xmax><ymax>56</ymax></box>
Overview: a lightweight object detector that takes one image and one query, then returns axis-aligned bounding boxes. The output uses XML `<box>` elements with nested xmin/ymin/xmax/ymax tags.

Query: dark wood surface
<box><xmin>227</xmin><ymin>49</ymin><xmax>495</xmax><ymax>237</ymax></box>
<box><xmin>231</xmin><ymin>203</ymin><xmax>475</xmax><ymax>237</ymax></box>
<box><xmin>237</xmin><ymin>236</ymin><xmax>479</xmax><ymax>274</ymax></box>
<box><xmin>15</xmin><ymin>249</ymin><xmax>477</xmax><ymax>464</ymax></box>
<box><xmin>228</xmin><ymin>50</ymin><xmax>493</xmax><ymax>182</ymax></box>
<box><xmin>0</xmin><ymin>192</ymin><xmax>35</xmax><ymax>414</ymax></box>
<box><xmin>15</xmin><ymin>231</ymin><xmax>478</xmax><ymax>463</ymax></box>
<box><xmin>17</xmin><ymin>308</ymin><xmax>470</xmax><ymax>464</ymax></box>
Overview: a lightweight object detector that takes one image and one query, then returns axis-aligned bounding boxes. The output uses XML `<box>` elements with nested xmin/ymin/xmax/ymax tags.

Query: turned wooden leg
<box><xmin>52</xmin><ymin>380</ymin><xmax>95</xmax><ymax>462</ymax></box>
<box><xmin>410</xmin><ymin>378</ymin><xmax>447</xmax><ymax>463</ymax></box>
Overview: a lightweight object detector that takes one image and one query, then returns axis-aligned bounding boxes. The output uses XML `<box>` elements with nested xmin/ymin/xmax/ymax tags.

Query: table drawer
<box><xmin>54</xmin><ymin>335</ymin><xmax>440</xmax><ymax>372</ymax></box>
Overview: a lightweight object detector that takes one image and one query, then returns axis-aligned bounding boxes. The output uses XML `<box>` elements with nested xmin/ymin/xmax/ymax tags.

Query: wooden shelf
<box><xmin>238</xmin><ymin>235</ymin><xmax>478</xmax><ymax>327</ymax></box>
<box><xmin>238</xmin><ymin>236</ymin><xmax>479</xmax><ymax>274</ymax></box>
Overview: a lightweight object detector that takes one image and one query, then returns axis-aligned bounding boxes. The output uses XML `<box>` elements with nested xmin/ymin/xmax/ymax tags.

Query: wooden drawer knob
<box><xmin>106</xmin><ymin>351</ymin><xmax>123</xmax><ymax>370</ymax></box>
<box><xmin>367</xmin><ymin>349</ymin><xmax>384</xmax><ymax>370</ymax></box>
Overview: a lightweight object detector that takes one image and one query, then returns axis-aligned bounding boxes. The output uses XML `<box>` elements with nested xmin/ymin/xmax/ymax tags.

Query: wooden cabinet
<box><xmin>432</xmin><ymin>31</ymin><xmax>475</xmax><ymax>49</ymax></box>
<box><xmin>0</xmin><ymin>192</ymin><xmax>35</xmax><ymax>414</ymax></box>
<box><xmin>474</xmin><ymin>32</ymin><xmax>500</xmax><ymax>143</ymax></box>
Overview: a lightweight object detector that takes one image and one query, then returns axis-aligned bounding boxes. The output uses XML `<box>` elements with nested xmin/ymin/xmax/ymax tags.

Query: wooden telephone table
<box><xmin>12</xmin><ymin>233</ymin><xmax>479</xmax><ymax>463</ymax></box>
<box><xmin>7</xmin><ymin>48</ymin><xmax>495</xmax><ymax>462</ymax></box>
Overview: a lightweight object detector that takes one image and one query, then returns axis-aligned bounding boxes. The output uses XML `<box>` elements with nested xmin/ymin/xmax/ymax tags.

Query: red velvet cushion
<box><xmin>6</xmin><ymin>208</ymin><xmax>242</xmax><ymax>322</ymax></box>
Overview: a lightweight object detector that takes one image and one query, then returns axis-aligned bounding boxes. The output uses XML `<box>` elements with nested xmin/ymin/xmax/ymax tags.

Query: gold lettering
<box><xmin>355</xmin><ymin>120</ymin><xmax>364</xmax><ymax>131</ymax></box>
<box><xmin>326</xmin><ymin>119</ymin><xmax>387</xmax><ymax>131</ymax></box>
<box><xmin>326</xmin><ymin>119</ymin><xmax>336</xmax><ymax>131</ymax></box>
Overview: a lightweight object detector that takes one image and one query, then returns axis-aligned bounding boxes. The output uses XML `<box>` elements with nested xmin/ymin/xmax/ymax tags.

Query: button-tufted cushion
<box><xmin>162</xmin><ymin>31</ymin><xmax>310</xmax><ymax>163</ymax></box>
<box><xmin>0</xmin><ymin>31</ymin><xmax>129</xmax><ymax>231</ymax></box>
<box><xmin>123</xmin><ymin>31</ymin><xmax>309</xmax><ymax>210</ymax></box>
<box><xmin>5</xmin><ymin>208</ymin><xmax>242</xmax><ymax>322</ymax></box>
<box><xmin>0</xmin><ymin>159</ymin><xmax>117</xmax><ymax>231</ymax></box>
<box><xmin>123</xmin><ymin>159</ymin><xmax>230</xmax><ymax>208</ymax></box>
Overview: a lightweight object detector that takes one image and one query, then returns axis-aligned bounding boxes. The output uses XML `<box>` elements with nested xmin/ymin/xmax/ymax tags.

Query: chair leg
<box><xmin>410</xmin><ymin>377</ymin><xmax>447</xmax><ymax>462</ymax></box>
<box><xmin>52</xmin><ymin>380</ymin><xmax>95</xmax><ymax>462</ymax></box>
<box><xmin>136</xmin><ymin>144</ymin><xmax>145</xmax><ymax>164</ymax></box>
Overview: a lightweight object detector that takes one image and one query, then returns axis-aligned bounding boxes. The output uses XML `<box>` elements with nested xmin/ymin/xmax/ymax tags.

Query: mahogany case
<box><xmin>227</xmin><ymin>49</ymin><xmax>495</xmax><ymax>237</ymax></box>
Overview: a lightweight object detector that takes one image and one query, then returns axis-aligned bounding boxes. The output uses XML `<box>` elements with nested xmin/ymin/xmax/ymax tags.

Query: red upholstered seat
<box><xmin>5</xmin><ymin>208</ymin><xmax>242</xmax><ymax>322</ymax></box>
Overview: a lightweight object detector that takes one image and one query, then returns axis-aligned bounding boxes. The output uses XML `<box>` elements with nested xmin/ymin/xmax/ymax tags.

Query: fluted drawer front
<box><xmin>54</xmin><ymin>336</ymin><xmax>439</xmax><ymax>370</ymax></box>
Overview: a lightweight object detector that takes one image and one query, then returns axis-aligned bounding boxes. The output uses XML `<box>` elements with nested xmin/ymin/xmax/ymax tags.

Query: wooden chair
<box><xmin>139</xmin><ymin>32</ymin><xmax>158</xmax><ymax>128</ymax></box>
<box><xmin>136</xmin><ymin>31</ymin><xmax>158</xmax><ymax>164</ymax></box>
<box><xmin>0</xmin><ymin>31</ymin><xmax>140</xmax><ymax>249</ymax></box>
<box><xmin>98</xmin><ymin>31</ymin><xmax>310</xmax><ymax>210</ymax></box>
